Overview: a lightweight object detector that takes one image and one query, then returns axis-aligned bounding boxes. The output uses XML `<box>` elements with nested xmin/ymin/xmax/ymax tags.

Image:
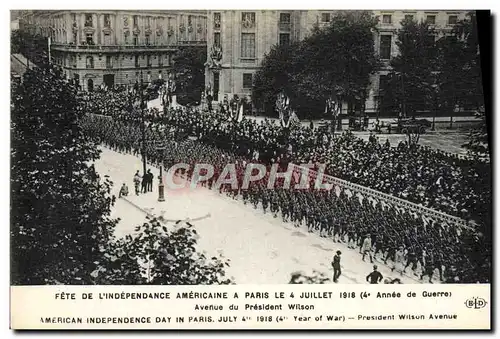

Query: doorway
<box><xmin>103</xmin><ymin>74</ymin><xmax>115</xmax><ymax>88</ymax></box>
<box><xmin>87</xmin><ymin>78</ymin><xmax>94</xmax><ymax>92</ymax></box>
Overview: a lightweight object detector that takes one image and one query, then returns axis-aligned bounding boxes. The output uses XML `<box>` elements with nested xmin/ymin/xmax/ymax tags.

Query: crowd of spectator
<box><xmin>82</xmin><ymin>109</ymin><xmax>491</xmax><ymax>284</ymax></box>
<box><xmin>88</xmin><ymin>93</ymin><xmax>490</xmax><ymax>228</ymax></box>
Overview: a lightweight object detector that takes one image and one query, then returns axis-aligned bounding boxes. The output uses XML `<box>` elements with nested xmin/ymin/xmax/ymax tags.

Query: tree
<box><xmin>11</xmin><ymin>66</ymin><xmax>118</xmax><ymax>285</ymax></box>
<box><xmin>253</xmin><ymin>11</ymin><xmax>379</xmax><ymax>120</ymax></box>
<box><xmin>11</xmin><ymin>29</ymin><xmax>50</xmax><ymax>67</ymax></box>
<box><xmin>292</xmin><ymin>11</ymin><xmax>379</xmax><ymax>120</ymax></box>
<box><xmin>92</xmin><ymin>218</ymin><xmax>234</xmax><ymax>285</ymax></box>
<box><xmin>450</xmin><ymin>12</ymin><xmax>484</xmax><ymax>111</ymax></box>
<box><xmin>173</xmin><ymin>46</ymin><xmax>207</xmax><ymax>106</ymax></box>
<box><xmin>384</xmin><ymin>19</ymin><xmax>438</xmax><ymax>118</ymax></box>
<box><xmin>436</xmin><ymin>12</ymin><xmax>484</xmax><ymax>129</ymax></box>
<box><xmin>252</xmin><ymin>42</ymin><xmax>300</xmax><ymax>116</ymax></box>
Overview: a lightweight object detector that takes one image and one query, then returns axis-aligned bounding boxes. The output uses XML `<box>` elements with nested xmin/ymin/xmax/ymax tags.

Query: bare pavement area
<box><xmin>94</xmin><ymin>147</ymin><xmax>431</xmax><ymax>285</ymax></box>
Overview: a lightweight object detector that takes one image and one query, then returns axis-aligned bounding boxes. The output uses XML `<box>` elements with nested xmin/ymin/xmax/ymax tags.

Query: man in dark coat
<box><xmin>146</xmin><ymin>169</ymin><xmax>153</xmax><ymax>192</ymax></box>
<box><xmin>332</xmin><ymin>250</ymin><xmax>342</xmax><ymax>283</ymax></box>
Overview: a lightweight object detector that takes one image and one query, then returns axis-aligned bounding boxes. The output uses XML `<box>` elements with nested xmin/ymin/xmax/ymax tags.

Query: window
<box><xmin>135</xmin><ymin>55</ymin><xmax>140</xmax><ymax>68</ymax></box>
<box><xmin>279</xmin><ymin>13</ymin><xmax>291</xmax><ymax>23</ymax></box>
<box><xmin>104</xmin><ymin>14</ymin><xmax>111</xmax><ymax>28</ymax></box>
<box><xmin>243</xmin><ymin>73</ymin><xmax>253</xmax><ymax>89</ymax></box>
<box><xmin>103</xmin><ymin>33</ymin><xmax>111</xmax><ymax>45</ymax></box>
<box><xmin>404</xmin><ymin>14</ymin><xmax>414</xmax><ymax>21</ymax></box>
<box><xmin>158</xmin><ymin>54</ymin><xmax>163</xmax><ymax>67</ymax></box>
<box><xmin>241</xmin><ymin>12</ymin><xmax>255</xmax><ymax>28</ymax></box>
<box><xmin>321</xmin><ymin>13</ymin><xmax>330</xmax><ymax>22</ymax></box>
<box><xmin>147</xmin><ymin>71</ymin><xmax>151</xmax><ymax>82</ymax></box>
<box><xmin>124</xmin><ymin>32</ymin><xmax>129</xmax><ymax>44</ymax></box>
<box><xmin>188</xmin><ymin>16</ymin><xmax>192</xmax><ymax>26</ymax></box>
<box><xmin>279</xmin><ymin>33</ymin><xmax>290</xmax><ymax>46</ymax></box>
<box><xmin>86</xmin><ymin>33</ymin><xmax>94</xmax><ymax>45</ymax></box>
<box><xmin>241</xmin><ymin>33</ymin><xmax>255</xmax><ymax>58</ymax></box>
<box><xmin>382</xmin><ymin>15</ymin><xmax>392</xmax><ymax>24</ymax></box>
<box><xmin>380</xmin><ymin>35</ymin><xmax>392</xmax><ymax>59</ymax></box>
<box><xmin>448</xmin><ymin>15</ymin><xmax>458</xmax><ymax>25</ymax></box>
<box><xmin>213</xmin><ymin>12</ymin><xmax>221</xmax><ymax>30</ymax></box>
<box><xmin>158</xmin><ymin>70</ymin><xmax>162</xmax><ymax>79</ymax></box>
<box><xmin>147</xmin><ymin>55</ymin><xmax>152</xmax><ymax>67</ymax></box>
<box><xmin>85</xmin><ymin>14</ymin><xmax>93</xmax><ymax>27</ymax></box>
<box><xmin>426</xmin><ymin>15</ymin><xmax>436</xmax><ymax>25</ymax></box>
<box><xmin>86</xmin><ymin>56</ymin><xmax>94</xmax><ymax>69</ymax></box>
<box><xmin>133</xmin><ymin>36</ymin><xmax>138</xmax><ymax>45</ymax></box>
<box><xmin>214</xmin><ymin>32</ymin><xmax>221</xmax><ymax>46</ymax></box>
<box><xmin>145</xmin><ymin>35</ymin><xmax>150</xmax><ymax>45</ymax></box>
<box><xmin>106</xmin><ymin>55</ymin><xmax>113</xmax><ymax>69</ymax></box>
<box><xmin>133</xmin><ymin>15</ymin><xmax>138</xmax><ymax>27</ymax></box>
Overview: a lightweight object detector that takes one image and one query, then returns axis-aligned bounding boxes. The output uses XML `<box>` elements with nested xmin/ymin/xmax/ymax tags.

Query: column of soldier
<box><xmin>81</xmin><ymin>93</ymin><xmax>490</xmax><ymax>284</ymax></box>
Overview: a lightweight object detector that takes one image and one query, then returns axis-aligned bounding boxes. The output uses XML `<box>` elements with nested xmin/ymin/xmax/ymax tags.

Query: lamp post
<box><xmin>140</xmin><ymin>70</ymin><xmax>147</xmax><ymax>176</ymax></box>
<box><xmin>158</xmin><ymin>165</ymin><xmax>165</xmax><ymax>202</ymax></box>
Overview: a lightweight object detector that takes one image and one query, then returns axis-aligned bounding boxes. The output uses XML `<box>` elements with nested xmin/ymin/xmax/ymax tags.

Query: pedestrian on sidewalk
<box><xmin>146</xmin><ymin>169</ymin><xmax>153</xmax><ymax>192</ymax></box>
<box><xmin>133</xmin><ymin>170</ymin><xmax>141</xmax><ymax>195</ymax></box>
<box><xmin>119</xmin><ymin>183</ymin><xmax>129</xmax><ymax>198</ymax></box>
<box><xmin>332</xmin><ymin>250</ymin><xmax>342</xmax><ymax>283</ymax></box>
<box><xmin>362</xmin><ymin>233</ymin><xmax>373</xmax><ymax>263</ymax></box>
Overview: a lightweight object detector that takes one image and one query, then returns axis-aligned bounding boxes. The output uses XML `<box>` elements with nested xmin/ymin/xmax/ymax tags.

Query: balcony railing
<box><xmin>278</xmin><ymin>22</ymin><xmax>291</xmax><ymax>31</ymax></box>
<box><xmin>51</xmin><ymin>42</ymin><xmax>205</xmax><ymax>51</ymax></box>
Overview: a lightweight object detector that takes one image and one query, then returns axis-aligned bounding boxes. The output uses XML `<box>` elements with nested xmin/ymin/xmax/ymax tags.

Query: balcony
<box><xmin>50</xmin><ymin>43</ymin><xmax>203</xmax><ymax>52</ymax></box>
<box><xmin>177</xmin><ymin>40</ymin><xmax>206</xmax><ymax>46</ymax></box>
<box><xmin>278</xmin><ymin>22</ymin><xmax>291</xmax><ymax>31</ymax></box>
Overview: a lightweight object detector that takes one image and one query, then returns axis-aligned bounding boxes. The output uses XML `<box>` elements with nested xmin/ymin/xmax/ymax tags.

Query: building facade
<box><xmin>205</xmin><ymin>10</ymin><xmax>467</xmax><ymax>114</ymax></box>
<box><xmin>20</xmin><ymin>10</ymin><xmax>207</xmax><ymax>91</ymax></box>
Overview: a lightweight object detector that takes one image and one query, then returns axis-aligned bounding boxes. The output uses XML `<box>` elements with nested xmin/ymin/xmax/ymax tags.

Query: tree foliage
<box><xmin>11</xmin><ymin>66</ymin><xmax>233</xmax><ymax>285</ymax></box>
<box><xmin>92</xmin><ymin>218</ymin><xmax>234</xmax><ymax>285</ymax></box>
<box><xmin>383</xmin><ymin>19</ymin><xmax>438</xmax><ymax>117</ymax></box>
<box><xmin>11</xmin><ymin>66</ymin><xmax>116</xmax><ymax>284</ymax></box>
<box><xmin>173</xmin><ymin>46</ymin><xmax>207</xmax><ymax>105</ymax></box>
<box><xmin>252</xmin><ymin>42</ymin><xmax>300</xmax><ymax>116</ymax></box>
<box><xmin>11</xmin><ymin>30</ymin><xmax>49</xmax><ymax>67</ymax></box>
<box><xmin>253</xmin><ymin>11</ymin><xmax>379</xmax><ymax>119</ymax></box>
<box><xmin>384</xmin><ymin>13</ymin><xmax>485</xmax><ymax>119</ymax></box>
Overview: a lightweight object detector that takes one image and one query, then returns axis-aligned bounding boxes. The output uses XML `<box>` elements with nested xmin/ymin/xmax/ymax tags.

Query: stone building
<box><xmin>204</xmin><ymin>10</ymin><xmax>467</xmax><ymax>114</ymax></box>
<box><xmin>20</xmin><ymin>10</ymin><xmax>207</xmax><ymax>91</ymax></box>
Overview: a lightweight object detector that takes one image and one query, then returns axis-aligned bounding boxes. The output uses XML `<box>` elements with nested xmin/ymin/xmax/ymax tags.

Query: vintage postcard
<box><xmin>10</xmin><ymin>8</ymin><xmax>491</xmax><ymax>330</ymax></box>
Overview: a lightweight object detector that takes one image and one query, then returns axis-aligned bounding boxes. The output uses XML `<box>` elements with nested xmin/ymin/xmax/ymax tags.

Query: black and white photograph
<box><xmin>10</xmin><ymin>8</ymin><xmax>491</xmax><ymax>293</ymax></box>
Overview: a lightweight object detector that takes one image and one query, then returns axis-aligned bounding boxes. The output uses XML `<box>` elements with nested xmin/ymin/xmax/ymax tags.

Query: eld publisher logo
<box><xmin>465</xmin><ymin>297</ymin><xmax>487</xmax><ymax>309</ymax></box>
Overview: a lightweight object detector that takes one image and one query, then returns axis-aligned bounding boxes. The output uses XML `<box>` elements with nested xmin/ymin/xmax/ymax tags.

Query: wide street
<box><xmin>94</xmin><ymin>147</ymin><xmax>431</xmax><ymax>285</ymax></box>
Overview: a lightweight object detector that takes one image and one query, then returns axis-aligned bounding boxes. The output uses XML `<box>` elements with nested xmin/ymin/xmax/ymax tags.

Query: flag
<box><xmin>237</xmin><ymin>103</ymin><xmax>244</xmax><ymax>122</ymax></box>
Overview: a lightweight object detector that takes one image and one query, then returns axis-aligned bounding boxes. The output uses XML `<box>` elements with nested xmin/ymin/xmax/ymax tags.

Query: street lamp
<box><xmin>431</xmin><ymin>84</ymin><xmax>438</xmax><ymax>131</ymax></box>
<box><xmin>139</xmin><ymin>69</ymin><xmax>147</xmax><ymax>177</ymax></box>
<box><xmin>400</xmin><ymin>72</ymin><xmax>406</xmax><ymax>119</ymax></box>
<box><xmin>158</xmin><ymin>164</ymin><xmax>165</xmax><ymax>202</ymax></box>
